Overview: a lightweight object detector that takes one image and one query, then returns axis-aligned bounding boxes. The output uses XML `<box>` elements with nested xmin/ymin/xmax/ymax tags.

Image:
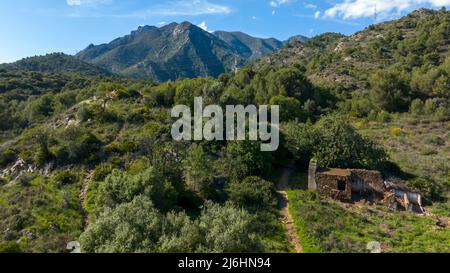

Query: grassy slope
<box><xmin>288</xmin><ymin>189</ymin><xmax>450</xmax><ymax>253</ymax></box>
<box><xmin>357</xmin><ymin>114</ymin><xmax>450</xmax><ymax>199</ymax></box>
<box><xmin>286</xmin><ymin>115</ymin><xmax>450</xmax><ymax>253</ymax></box>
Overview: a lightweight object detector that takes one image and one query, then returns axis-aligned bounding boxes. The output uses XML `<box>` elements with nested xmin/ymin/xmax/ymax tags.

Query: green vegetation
<box><xmin>288</xmin><ymin>190</ymin><xmax>450</xmax><ymax>253</ymax></box>
<box><xmin>0</xmin><ymin>53</ymin><xmax>112</xmax><ymax>77</ymax></box>
<box><xmin>0</xmin><ymin>8</ymin><xmax>449</xmax><ymax>253</ymax></box>
<box><xmin>283</xmin><ymin>115</ymin><xmax>389</xmax><ymax>170</ymax></box>
<box><xmin>80</xmin><ymin>197</ymin><xmax>260</xmax><ymax>253</ymax></box>
<box><xmin>357</xmin><ymin>114</ymin><xmax>450</xmax><ymax>201</ymax></box>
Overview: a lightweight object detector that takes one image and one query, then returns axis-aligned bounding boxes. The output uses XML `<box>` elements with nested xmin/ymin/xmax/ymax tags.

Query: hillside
<box><xmin>213</xmin><ymin>31</ymin><xmax>283</xmax><ymax>60</ymax></box>
<box><xmin>256</xmin><ymin>8</ymin><xmax>450</xmax><ymax>93</ymax></box>
<box><xmin>76</xmin><ymin>22</ymin><xmax>284</xmax><ymax>81</ymax></box>
<box><xmin>285</xmin><ymin>34</ymin><xmax>310</xmax><ymax>44</ymax></box>
<box><xmin>0</xmin><ymin>53</ymin><xmax>113</xmax><ymax>77</ymax></box>
<box><xmin>0</xmin><ymin>8</ymin><xmax>449</xmax><ymax>253</ymax></box>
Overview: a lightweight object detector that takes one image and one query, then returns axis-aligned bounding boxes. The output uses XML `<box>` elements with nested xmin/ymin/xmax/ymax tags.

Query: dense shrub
<box><xmin>284</xmin><ymin>115</ymin><xmax>388</xmax><ymax>170</ymax></box>
<box><xmin>227</xmin><ymin>176</ymin><xmax>277</xmax><ymax>211</ymax></box>
<box><xmin>370</xmin><ymin>68</ymin><xmax>411</xmax><ymax>112</ymax></box>
<box><xmin>0</xmin><ymin>149</ymin><xmax>17</xmax><ymax>167</ymax></box>
<box><xmin>100</xmin><ymin>167</ymin><xmax>178</xmax><ymax>212</ymax></box>
<box><xmin>80</xmin><ymin>197</ymin><xmax>260</xmax><ymax>253</ymax></box>
<box><xmin>225</xmin><ymin>141</ymin><xmax>274</xmax><ymax>181</ymax></box>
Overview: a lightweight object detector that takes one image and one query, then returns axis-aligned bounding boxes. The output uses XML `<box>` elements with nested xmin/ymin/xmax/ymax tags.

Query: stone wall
<box><xmin>308</xmin><ymin>159</ymin><xmax>318</xmax><ymax>191</ymax></box>
<box><xmin>315</xmin><ymin>172</ymin><xmax>352</xmax><ymax>201</ymax></box>
<box><xmin>350</xmin><ymin>169</ymin><xmax>386</xmax><ymax>200</ymax></box>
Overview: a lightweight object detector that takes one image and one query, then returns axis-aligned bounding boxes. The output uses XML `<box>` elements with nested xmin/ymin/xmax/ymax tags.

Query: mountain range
<box><xmin>1</xmin><ymin>22</ymin><xmax>304</xmax><ymax>81</ymax></box>
<box><xmin>2</xmin><ymin>8</ymin><xmax>448</xmax><ymax>87</ymax></box>
<box><xmin>75</xmin><ymin>22</ymin><xmax>294</xmax><ymax>81</ymax></box>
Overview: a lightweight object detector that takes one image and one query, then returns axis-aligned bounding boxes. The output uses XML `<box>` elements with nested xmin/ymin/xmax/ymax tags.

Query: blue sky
<box><xmin>1</xmin><ymin>0</ymin><xmax>449</xmax><ymax>63</ymax></box>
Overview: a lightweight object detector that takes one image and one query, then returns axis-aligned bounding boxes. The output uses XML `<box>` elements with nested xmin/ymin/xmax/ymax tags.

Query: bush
<box><xmin>423</xmin><ymin>99</ymin><xmax>437</xmax><ymax>115</ymax></box>
<box><xmin>92</xmin><ymin>163</ymin><xmax>114</xmax><ymax>181</ymax></box>
<box><xmin>59</xmin><ymin>132</ymin><xmax>102</xmax><ymax>164</ymax></box>
<box><xmin>80</xmin><ymin>197</ymin><xmax>260</xmax><ymax>253</ymax></box>
<box><xmin>370</xmin><ymin>69</ymin><xmax>411</xmax><ymax>112</ymax></box>
<box><xmin>313</xmin><ymin>115</ymin><xmax>388</xmax><ymax>169</ymax></box>
<box><xmin>17</xmin><ymin>173</ymin><xmax>37</xmax><ymax>187</ymax></box>
<box><xmin>409</xmin><ymin>99</ymin><xmax>424</xmax><ymax>115</ymax></box>
<box><xmin>182</xmin><ymin>144</ymin><xmax>215</xmax><ymax>199</ymax></box>
<box><xmin>0</xmin><ymin>149</ymin><xmax>17</xmax><ymax>167</ymax></box>
<box><xmin>51</xmin><ymin>171</ymin><xmax>78</xmax><ymax>186</ymax></box>
<box><xmin>227</xmin><ymin>176</ymin><xmax>277</xmax><ymax>211</ymax></box>
<box><xmin>0</xmin><ymin>241</ymin><xmax>23</xmax><ymax>253</ymax></box>
<box><xmin>434</xmin><ymin>106</ymin><xmax>450</xmax><ymax>121</ymax></box>
<box><xmin>225</xmin><ymin>141</ymin><xmax>274</xmax><ymax>181</ymax></box>
<box><xmin>407</xmin><ymin>178</ymin><xmax>443</xmax><ymax>200</ymax></box>
<box><xmin>390</xmin><ymin>127</ymin><xmax>405</xmax><ymax>136</ymax></box>
<box><xmin>377</xmin><ymin>111</ymin><xmax>392</xmax><ymax>123</ymax></box>
<box><xmin>100</xmin><ymin>167</ymin><xmax>178</xmax><ymax>212</ymax></box>
<box><xmin>269</xmin><ymin>95</ymin><xmax>304</xmax><ymax>122</ymax></box>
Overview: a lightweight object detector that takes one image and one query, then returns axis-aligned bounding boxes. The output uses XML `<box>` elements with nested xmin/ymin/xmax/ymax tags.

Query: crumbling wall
<box><xmin>308</xmin><ymin>159</ymin><xmax>318</xmax><ymax>191</ymax></box>
<box><xmin>350</xmin><ymin>169</ymin><xmax>386</xmax><ymax>200</ymax></box>
<box><xmin>315</xmin><ymin>173</ymin><xmax>352</xmax><ymax>201</ymax></box>
<box><xmin>307</xmin><ymin>160</ymin><xmax>425</xmax><ymax>214</ymax></box>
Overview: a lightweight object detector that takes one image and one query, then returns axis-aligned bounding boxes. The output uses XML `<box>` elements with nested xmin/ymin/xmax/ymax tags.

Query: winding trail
<box><xmin>278</xmin><ymin>161</ymin><xmax>303</xmax><ymax>253</ymax></box>
<box><xmin>79</xmin><ymin>170</ymin><xmax>94</xmax><ymax>227</ymax></box>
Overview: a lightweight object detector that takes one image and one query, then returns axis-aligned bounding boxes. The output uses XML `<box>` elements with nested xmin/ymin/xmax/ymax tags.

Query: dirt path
<box><xmin>79</xmin><ymin>170</ymin><xmax>94</xmax><ymax>227</ymax></box>
<box><xmin>278</xmin><ymin>161</ymin><xmax>303</xmax><ymax>253</ymax></box>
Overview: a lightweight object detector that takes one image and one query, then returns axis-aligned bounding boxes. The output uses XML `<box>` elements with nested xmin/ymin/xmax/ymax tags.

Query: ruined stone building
<box><xmin>308</xmin><ymin>160</ymin><xmax>424</xmax><ymax>214</ymax></box>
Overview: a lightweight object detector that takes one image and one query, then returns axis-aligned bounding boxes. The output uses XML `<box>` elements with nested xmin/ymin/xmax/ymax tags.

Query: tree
<box><xmin>269</xmin><ymin>95</ymin><xmax>304</xmax><ymax>122</ymax></box>
<box><xmin>370</xmin><ymin>69</ymin><xmax>411</xmax><ymax>112</ymax></box>
<box><xmin>313</xmin><ymin>115</ymin><xmax>388</xmax><ymax>169</ymax></box>
<box><xmin>174</xmin><ymin>78</ymin><xmax>215</xmax><ymax>107</ymax></box>
<box><xmin>409</xmin><ymin>99</ymin><xmax>424</xmax><ymax>115</ymax></box>
<box><xmin>433</xmin><ymin>74</ymin><xmax>450</xmax><ymax>96</ymax></box>
<box><xmin>282</xmin><ymin>122</ymin><xmax>319</xmax><ymax>166</ymax></box>
<box><xmin>283</xmin><ymin>116</ymin><xmax>389</xmax><ymax>170</ymax></box>
<box><xmin>80</xmin><ymin>196</ymin><xmax>164</xmax><ymax>253</ymax></box>
<box><xmin>424</xmin><ymin>99</ymin><xmax>437</xmax><ymax>114</ymax></box>
<box><xmin>26</xmin><ymin>94</ymin><xmax>54</xmax><ymax>123</ymax></box>
<box><xmin>33</xmin><ymin>132</ymin><xmax>52</xmax><ymax>167</ymax></box>
<box><xmin>182</xmin><ymin>144</ymin><xmax>214</xmax><ymax>198</ymax></box>
<box><xmin>100</xmin><ymin>167</ymin><xmax>177</xmax><ymax>212</ymax></box>
<box><xmin>80</xmin><ymin>197</ymin><xmax>259</xmax><ymax>253</ymax></box>
<box><xmin>227</xmin><ymin>176</ymin><xmax>277</xmax><ymax>211</ymax></box>
<box><xmin>255</xmin><ymin>66</ymin><xmax>313</xmax><ymax>104</ymax></box>
<box><xmin>196</xmin><ymin>201</ymin><xmax>261</xmax><ymax>253</ymax></box>
<box><xmin>225</xmin><ymin>141</ymin><xmax>273</xmax><ymax>181</ymax></box>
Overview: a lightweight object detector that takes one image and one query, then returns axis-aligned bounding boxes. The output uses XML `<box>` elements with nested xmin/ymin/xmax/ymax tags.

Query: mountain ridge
<box><xmin>75</xmin><ymin>22</ymin><xmax>290</xmax><ymax>81</ymax></box>
<box><xmin>0</xmin><ymin>53</ymin><xmax>114</xmax><ymax>77</ymax></box>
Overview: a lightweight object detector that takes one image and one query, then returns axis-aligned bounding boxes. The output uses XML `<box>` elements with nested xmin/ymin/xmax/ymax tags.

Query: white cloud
<box><xmin>132</xmin><ymin>0</ymin><xmax>231</xmax><ymax>18</ymax></box>
<box><xmin>66</xmin><ymin>0</ymin><xmax>111</xmax><ymax>6</ymax></box>
<box><xmin>324</xmin><ymin>0</ymin><xmax>450</xmax><ymax>20</ymax></box>
<box><xmin>314</xmin><ymin>11</ymin><xmax>321</xmax><ymax>19</ymax></box>
<box><xmin>304</xmin><ymin>3</ymin><xmax>317</xmax><ymax>9</ymax></box>
<box><xmin>197</xmin><ymin>21</ymin><xmax>208</xmax><ymax>31</ymax></box>
<box><xmin>270</xmin><ymin>0</ymin><xmax>293</xmax><ymax>8</ymax></box>
<box><xmin>66</xmin><ymin>0</ymin><xmax>81</xmax><ymax>5</ymax></box>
